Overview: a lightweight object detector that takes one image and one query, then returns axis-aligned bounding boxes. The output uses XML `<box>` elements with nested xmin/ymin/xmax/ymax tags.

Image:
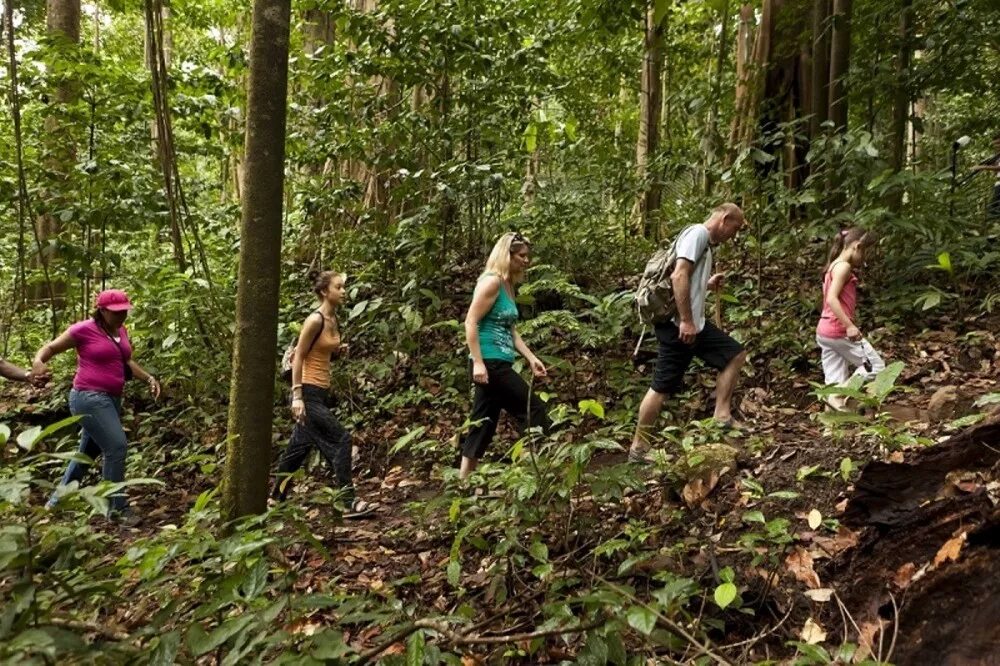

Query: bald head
<box><xmin>705</xmin><ymin>203</ymin><xmax>745</xmax><ymax>243</ymax></box>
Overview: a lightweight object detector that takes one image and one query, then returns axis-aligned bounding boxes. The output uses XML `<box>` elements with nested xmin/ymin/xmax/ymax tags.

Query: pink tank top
<box><xmin>816</xmin><ymin>262</ymin><xmax>857</xmax><ymax>339</ymax></box>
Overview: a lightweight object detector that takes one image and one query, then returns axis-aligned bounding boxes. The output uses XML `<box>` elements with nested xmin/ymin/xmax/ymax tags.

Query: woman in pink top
<box><xmin>33</xmin><ymin>290</ymin><xmax>161</xmax><ymax>522</ymax></box>
<box><xmin>816</xmin><ymin>228</ymin><xmax>885</xmax><ymax>411</ymax></box>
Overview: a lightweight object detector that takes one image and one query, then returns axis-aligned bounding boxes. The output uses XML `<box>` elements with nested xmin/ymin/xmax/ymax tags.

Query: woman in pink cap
<box><xmin>33</xmin><ymin>289</ymin><xmax>161</xmax><ymax>522</ymax></box>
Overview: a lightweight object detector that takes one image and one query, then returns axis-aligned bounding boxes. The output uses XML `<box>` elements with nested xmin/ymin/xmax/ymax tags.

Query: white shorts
<box><xmin>816</xmin><ymin>335</ymin><xmax>886</xmax><ymax>386</ymax></box>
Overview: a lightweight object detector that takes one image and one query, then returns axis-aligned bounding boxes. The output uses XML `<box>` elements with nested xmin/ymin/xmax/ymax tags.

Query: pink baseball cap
<box><xmin>95</xmin><ymin>289</ymin><xmax>133</xmax><ymax>311</ymax></box>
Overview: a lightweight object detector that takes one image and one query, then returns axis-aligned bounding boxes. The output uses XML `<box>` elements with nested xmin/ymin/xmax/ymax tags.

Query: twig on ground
<box><xmin>49</xmin><ymin>616</ymin><xmax>131</xmax><ymax>642</ymax></box>
<box><xmin>885</xmin><ymin>592</ymin><xmax>899</xmax><ymax>664</ymax></box>
<box><xmin>355</xmin><ymin>615</ymin><xmax>607</xmax><ymax>664</ymax></box>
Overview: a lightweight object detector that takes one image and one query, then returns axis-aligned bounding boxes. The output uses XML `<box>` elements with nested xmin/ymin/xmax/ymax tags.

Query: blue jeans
<box><xmin>50</xmin><ymin>389</ymin><xmax>128</xmax><ymax>513</ymax></box>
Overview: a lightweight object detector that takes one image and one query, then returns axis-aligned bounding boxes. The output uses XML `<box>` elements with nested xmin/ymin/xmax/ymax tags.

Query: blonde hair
<box><xmin>482</xmin><ymin>232</ymin><xmax>530</xmax><ymax>282</ymax></box>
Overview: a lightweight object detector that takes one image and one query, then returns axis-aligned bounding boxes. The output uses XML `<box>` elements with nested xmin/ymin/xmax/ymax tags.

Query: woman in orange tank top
<box><xmin>272</xmin><ymin>270</ymin><xmax>376</xmax><ymax>518</ymax></box>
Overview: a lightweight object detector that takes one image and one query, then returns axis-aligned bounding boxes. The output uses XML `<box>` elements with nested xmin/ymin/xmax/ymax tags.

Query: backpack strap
<box><xmin>303</xmin><ymin>310</ymin><xmax>325</xmax><ymax>356</ymax></box>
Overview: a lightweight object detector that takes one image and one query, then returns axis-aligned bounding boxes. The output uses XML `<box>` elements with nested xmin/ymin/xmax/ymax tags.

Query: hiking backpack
<box><xmin>635</xmin><ymin>241</ymin><xmax>679</xmax><ymax>325</ymax></box>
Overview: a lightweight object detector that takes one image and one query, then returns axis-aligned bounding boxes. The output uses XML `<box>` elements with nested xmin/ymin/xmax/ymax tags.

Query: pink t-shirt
<box><xmin>68</xmin><ymin>319</ymin><xmax>132</xmax><ymax>396</ymax></box>
<box><xmin>816</xmin><ymin>262</ymin><xmax>858</xmax><ymax>339</ymax></box>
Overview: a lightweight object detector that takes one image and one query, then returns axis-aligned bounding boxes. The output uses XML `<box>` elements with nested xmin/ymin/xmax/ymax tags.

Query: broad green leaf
<box><xmin>149</xmin><ymin>631</ymin><xmax>181</xmax><ymax>666</ymax></box>
<box><xmin>16</xmin><ymin>416</ymin><xmax>82</xmax><ymax>452</ymax></box>
<box><xmin>577</xmin><ymin>399</ymin><xmax>605</xmax><ymax>419</ymax></box>
<box><xmin>840</xmin><ymin>457</ymin><xmax>854</xmax><ymax>480</ymax></box>
<box><xmin>796</xmin><ymin>465</ymin><xmax>821</xmax><ymax>482</ymax></box>
<box><xmin>447</xmin><ymin>559</ymin><xmax>461</xmax><ymax>586</ymax></box>
<box><xmin>523</xmin><ymin>122</ymin><xmax>538</xmax><ymax>154</ymax></box>
<box><xmin>528</xmin><ymin>540</ymin><xmax>548</xmax><ymax>562</ymax></box>
<box><xmin>626</xmin><ymin>605</ymin><xmax>657</xmax><ymax>635</ymax></box>
<box><xmin>348</xmin><ymin>301</ymin><xmax>368</xmax><ymax>320</ymax></box>
<box><xmin>919</xmin><ymin>291</ymin><xmax>941</xmax><ymax>310</ymax></box>
<box><xmin>606</xmin><ymin>630</ymin><xmax>627</xmax><ymax>666</ymax></box>
<box><xmin>947</xmin><ymin>413</ymin><xmax>985</xmax><ymax>428</ymax></box>
<box><xmin>16</xmin><ymin>426</ymin><xmax>41</xmax><ymax>452</ymax></box>
<box><xmin>311</xmin><ymin>629</ymin><xmax>352</xmax><ymax>660</ymax></box>
<box><xmin>406</xmin><ymin>629</ymin><xmax>425</xmax><ymax>666</ymax></box>
<box><xmin>974</xmin><ymin>393</ymin><xmax>1000</xmax><ymax>406</ymax></box>
<box><xmin>714</xmin><ymin>582</ymin><xmax>737</xmax><ymax>609</ymax></box>
<box><xmin>867</xmin><ymin>361</ymin><xmax>905</xmax><ymax>401</ymax></box>
<box><xmin>937</xmin><ymin>251</ymin><xmax>952</xmax><ymax>272</ymax></box>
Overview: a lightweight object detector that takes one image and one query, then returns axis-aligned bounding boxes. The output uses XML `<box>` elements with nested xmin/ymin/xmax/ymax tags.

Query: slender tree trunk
<box><xmin>223</xmin><ymin>0</ymin><xmax>292</xmax><ymax>521</ymax></box>
<box><xmin>809</xmin><ymin>0</ymin><xmax>830</xmax><ymax>140</ymax></box>
<box><xmin>727</xmin><ymin>4</ymin><xmax>754</xmax><ymax>161</ymax></box>
<box><xmin>704</xmin><ymin>0</ymin><xmax>731</xmax><ymax>195</ymax></box>
<box><xmin>826</xmin><ymin>0</ymin><xmax>852</xmax><ymax>213</ymax></box>
<box><xmin>6</xmin><ymin>0</ymin><xmax>57</xmax><ymax>327</ymax></box>
<box><xmin>827</xmin><ymin>0</ymin><xmax>852</xmax><ymax>132</ymax></box>
<box><xmin>633</xmin><ymin>2</ymin><xmax>665</xmax><ymax>239</ymax></box>
<box><xmin>31</xmin><ymin>0</ymin><xmax>80</xmax><ymax>305</ymax></box>
<box><xmin>889</xmin><ymin>0</ymin><xmax>913</xmax><ymax>175</ymax></box>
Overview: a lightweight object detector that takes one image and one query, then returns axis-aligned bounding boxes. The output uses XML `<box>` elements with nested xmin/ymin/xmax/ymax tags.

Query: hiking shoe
<box><xmin>344</xmin><ymin>498</ymin><xmax>378</xmax><ymax>520</ymax></box>
<box><xmin>109</xmin><ymin>511</ymin><xmax>140</xmax><ymax>527</ymax></box>
<box><xmin>714</xmin><ymin>417</ymin><xmax>747</xmax><ymax>431</ymax></box>
<box><xmin>627</xmin><ymin>447</ymin><xmax>655</xmax><ymax>465</ymax></box>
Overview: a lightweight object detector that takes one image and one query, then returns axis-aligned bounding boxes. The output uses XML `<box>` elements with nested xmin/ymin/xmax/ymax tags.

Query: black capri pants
<box><xmin>461</xmin><ymin>359</ymin><xmax>551</xmax><ymax>460</ymax></box>
<box><xmin>273</xmin><ymin>384</ymin><xmax>353</xmax><ymax>501</ymax></box>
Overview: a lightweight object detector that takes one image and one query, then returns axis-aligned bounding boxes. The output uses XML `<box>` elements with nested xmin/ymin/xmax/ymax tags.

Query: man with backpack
<box><xmin>630</xmin><ymin>203</ymin><xmax>748</xmax><ymax>462</ymax></box>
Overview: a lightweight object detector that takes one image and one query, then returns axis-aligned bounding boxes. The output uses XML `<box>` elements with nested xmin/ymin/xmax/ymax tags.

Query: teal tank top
<box><xmin>476</xmin><ymin>274</ymin><xmax>518</xmax><ymax>362</ymax></box>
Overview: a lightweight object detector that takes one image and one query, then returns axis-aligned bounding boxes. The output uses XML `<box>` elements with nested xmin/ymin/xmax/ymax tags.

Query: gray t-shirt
<box><xmin>671</xmin><ymin>224</ymin><xmax>713</xmax><ymax>332</ymax></box>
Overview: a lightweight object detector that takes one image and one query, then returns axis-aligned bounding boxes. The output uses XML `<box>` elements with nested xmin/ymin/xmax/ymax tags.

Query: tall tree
<box><xmin>809</xmin><ymin>0</ymin><xmax>831</xmax><ymax>141</ymax></box>
<box><xmin>827</xmin><ymin>0</ymin><xmax>852</xmax><ymax>132</ymax></box>
<box><xmin>889</xmin><ymin>0</ymin><xmax>913</xmax><ymax>176</ymax></box>
<box><xmin>633</xmin><ymin>1</ymin><xmax>666</xmax><ymax>239</ymax></box>
<box><xmin>31</xmin><ymin>0</ymin><xmax>81</xmax><ymax>305</ymax></box>
<box><xmin>223</xmin><ymin>0</ymin><xmax>292</xmax><ymax>520</ymax></box>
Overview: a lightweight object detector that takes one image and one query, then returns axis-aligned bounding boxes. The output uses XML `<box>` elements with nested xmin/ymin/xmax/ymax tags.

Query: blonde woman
<box><xmin>460</xmin><ymin>232</ymin><xmax>550</xmax><ymax>480</ymax></box>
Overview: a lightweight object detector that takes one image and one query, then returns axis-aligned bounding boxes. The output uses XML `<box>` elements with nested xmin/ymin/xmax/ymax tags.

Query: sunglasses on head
<box><xmin>511</xmin><ymin>232</ymin><xmax>529</xmax><ymax>245</ymax></box>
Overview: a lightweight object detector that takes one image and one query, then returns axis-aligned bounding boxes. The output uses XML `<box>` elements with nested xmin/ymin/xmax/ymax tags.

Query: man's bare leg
<box><xmin>630</xmin><ymin>388</ymin><xmax>667</xmax><ymax>455</ymax></box>
<box><xmin>713</xmin><ymin>350</ymin><xmax>747</xmax><ymax>422</ymax></box>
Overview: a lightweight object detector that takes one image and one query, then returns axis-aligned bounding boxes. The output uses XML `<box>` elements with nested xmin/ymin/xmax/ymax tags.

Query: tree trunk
<box><xmin>727</xmin><ymin>4</ymin><xmax>754</xmax><ymax>158</ymax></box>
<box><xmin>703</xmin><ymin>0</ymin><xmax>731</xmax><ymax>195</ymax></box>
<box><xmin>889</xmin><ymin>0</ymin><xmax>913</xmax><ymax>174</ymax></box>
<box><xmin>31</xmin><ymin>0</ymin><xmax>81</xmax><ymax>305</ymax></box>
<box><xmin>809</xmin><ymin>0</ymin><xmax>830</xmax><ymax>140</ymax></box>
<box><xmin>633</xmin><ymin>2</ymin><xmax>665</xmax><ymax>239</ymax></box>
<box><xmin>303</xmin><ymin>8</ymin><xmax>334</xmax><ymax>57</ymax></box>
<box><xmin>223</xmin><ymin>0</ymin><xmax>292</xmax><ymax>521</ymax></box>
<box><xmin>828</xmin><ymin>0</ymin><xmax>852</xmax><ymax>132</ymax></box>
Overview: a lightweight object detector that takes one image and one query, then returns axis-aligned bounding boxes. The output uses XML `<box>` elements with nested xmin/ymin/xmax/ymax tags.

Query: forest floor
<box><xmin>3</xmin><ymin>317</ymin><xmax>999</xmax><ymax>664</ymax></box>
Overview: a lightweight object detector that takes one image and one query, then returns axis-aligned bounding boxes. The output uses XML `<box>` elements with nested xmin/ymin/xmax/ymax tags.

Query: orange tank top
<box><xmin>301</xmin><ymin>315</ymin><xmax>341</xmax><ymax>388</ymax></box>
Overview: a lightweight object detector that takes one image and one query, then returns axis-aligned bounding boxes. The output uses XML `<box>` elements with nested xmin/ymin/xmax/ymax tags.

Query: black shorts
<box><xmin>651</xmin><ymin>320</ymin><xmax>744</xmax><ymax>394</ymax></box>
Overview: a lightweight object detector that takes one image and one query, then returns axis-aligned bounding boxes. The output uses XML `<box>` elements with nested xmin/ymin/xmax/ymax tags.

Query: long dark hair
<box><xmin>825</xmin><ymin>227</ymin><xmax>878</xmax><ymax>271</ymax></box>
